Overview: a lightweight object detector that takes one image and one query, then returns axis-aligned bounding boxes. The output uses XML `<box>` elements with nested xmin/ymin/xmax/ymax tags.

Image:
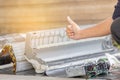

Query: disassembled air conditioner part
<box><xmin>0</xmin><ymin>34</ymin><xmax>33</xmax><ymax>72</ymax></box>
<box><xmin>24</xmin><ymin>28</ymin><xmax>120</xmax><ymax>77</ymax></box>
<box><xmin>105</xmin><ymin>53</ymin><xmax>120</xmax><ymax>68</ymax></box>
<box><xmin>0</xmin><ymin>44</ymin><xmax>16</xmax><ymax>73</ymax></box>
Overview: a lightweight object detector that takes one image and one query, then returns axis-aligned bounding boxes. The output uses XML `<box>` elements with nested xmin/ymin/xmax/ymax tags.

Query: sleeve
<box><xmin>111</xmin><ymin>17</ymin><xmax>120</xmax><ymax>44</ymax></box>
<box><xmin>112</xmin><ymin>1</ymin><xmax>120</xmax><ymax>20</ymax></box>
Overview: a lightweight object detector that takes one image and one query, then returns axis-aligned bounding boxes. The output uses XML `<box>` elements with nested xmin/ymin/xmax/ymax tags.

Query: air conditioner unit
<box><xmin>24</xmin><ymin>27</ymin><xmax>120</xmax><ymax>77</ymax></box>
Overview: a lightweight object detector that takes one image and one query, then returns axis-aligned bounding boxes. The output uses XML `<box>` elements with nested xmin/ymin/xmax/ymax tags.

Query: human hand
<box><xmin>66</xmin><ymin>16</ymin><xmax>81</xmax><ymax>40</ymax></box>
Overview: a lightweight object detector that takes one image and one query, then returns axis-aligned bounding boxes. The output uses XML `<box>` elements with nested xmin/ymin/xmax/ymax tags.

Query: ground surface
<box><xmin>0</xmin><ymin>69</ymin><xmax>120</xmax><ymax>80</ymax></box>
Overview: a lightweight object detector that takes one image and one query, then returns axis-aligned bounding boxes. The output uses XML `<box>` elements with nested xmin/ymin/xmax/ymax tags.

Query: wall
<box><xmin>0</xmin><ymin>0</ymin><xmax>117</xmax><ymax>34</ymax></box>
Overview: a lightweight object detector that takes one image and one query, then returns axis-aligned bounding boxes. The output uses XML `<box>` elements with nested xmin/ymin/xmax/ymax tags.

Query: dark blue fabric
<box><xmin>111</xmin><ymin>1</ymin><xmax>120</xmax><ymax>44</ymax></box>
<box><xmin>112</xmin><ymin>0</ymin><xmax>120</xmax><ymax>20</ymax></box>
<box><xmin>111</xmin><ymin>17</ymin><xmax>120</xmax><ymax>44</ymax></box>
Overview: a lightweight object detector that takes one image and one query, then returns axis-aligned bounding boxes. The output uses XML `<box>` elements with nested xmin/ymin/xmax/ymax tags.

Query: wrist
<box><xmin>78</xmin><ymin>29</ymin><xmax>88</xmax><ymax>39</ymax></box>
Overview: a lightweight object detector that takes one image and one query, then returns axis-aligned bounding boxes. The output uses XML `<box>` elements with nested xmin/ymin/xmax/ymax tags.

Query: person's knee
<box><xmin>111</xmin><ymin>17</ymin><xmax>120</xmax><ymax>44</ymax></box>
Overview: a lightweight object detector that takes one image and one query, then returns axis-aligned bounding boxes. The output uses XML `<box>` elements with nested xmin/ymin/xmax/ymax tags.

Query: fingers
<box><xmin>66</xmin><ymin>31</ymin><xmax>74</xmax><ymax>37</ymax></box>
<box><xmin>67</xmin><ymin>33</ymin><xmax>74</xmax><ymax>39</ymax></box>
<box><xmin>66</xmin><ymin>16</ymin><xmax>80</xmax><ymax>40</ymax></box>
<box><xmin>66</xmin><ymin>25</ymin><xmax>74</xmax><ymax>37</ymax></box>
<box><xmin>67</xmin><ymin>16</ymin><xmax>77</xmax><ymax>26</ymax></box>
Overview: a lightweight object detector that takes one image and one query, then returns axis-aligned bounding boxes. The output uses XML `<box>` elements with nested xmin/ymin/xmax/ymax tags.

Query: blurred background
<box><xmin>0</xmin><ymin>0</ymin><xmax>117</xmax><ymax>34</ymax></box>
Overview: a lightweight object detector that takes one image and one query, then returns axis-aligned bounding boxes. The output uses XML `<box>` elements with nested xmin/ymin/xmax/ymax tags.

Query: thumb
<box><xmin>67</xmin><ymin>16</ymin><xmax>77</xmax><ymax>26</ymax></box>
<box><xmin>67</xmin><ymin>25</ymin><xmax>73</xmax><ymax>31</ymax></box>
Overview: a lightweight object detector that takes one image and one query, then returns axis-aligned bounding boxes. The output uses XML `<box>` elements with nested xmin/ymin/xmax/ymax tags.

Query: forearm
<box><xmin>79</xmin><ymin>17</ymin><xmax>113</xmax><ymax>39</ymax></box>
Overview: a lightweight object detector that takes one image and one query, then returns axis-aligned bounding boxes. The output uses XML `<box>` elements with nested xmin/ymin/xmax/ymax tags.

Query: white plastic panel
<box><xmin>25</xmin><ymin>26</ymin><xmax>117</xmax><ymax>74</ymax></box>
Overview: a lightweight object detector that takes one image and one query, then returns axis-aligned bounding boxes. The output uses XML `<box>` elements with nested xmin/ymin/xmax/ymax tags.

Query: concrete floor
<box><xmin>0</xmin><ymin>69</ymin><xmax>120</xmax><ymax>80</ymax></box>
<box><xmin>0</xmin><ymin>69</ymin><xmax>95</xmax><ymax>80</ymax></box>
<box><xmin>0</xmin><ymin>75</ymin><xmax>86</xmax><ymax>80</ymax></box>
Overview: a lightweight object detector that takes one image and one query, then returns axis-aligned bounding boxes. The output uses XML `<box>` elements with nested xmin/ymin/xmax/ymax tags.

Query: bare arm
<box><xmin>66</xmin><ymin>16</ymin><xmax>113</xmax><ymax>40</ymax></box>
